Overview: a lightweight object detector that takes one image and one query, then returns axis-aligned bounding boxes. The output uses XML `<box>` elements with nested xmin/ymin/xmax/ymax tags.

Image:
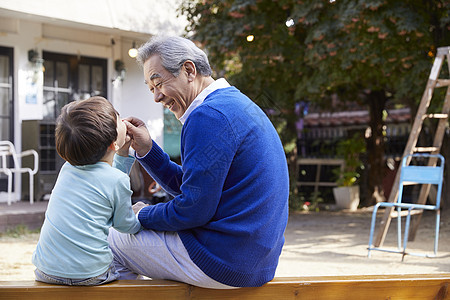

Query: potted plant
<box><xmin>332</xmin><ymin>133</ymin><xmax>366</xmax><ymax>211</ymax></box>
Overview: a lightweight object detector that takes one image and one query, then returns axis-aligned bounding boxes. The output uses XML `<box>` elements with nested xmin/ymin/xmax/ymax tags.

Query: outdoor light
<box><xmin>246</xmin><ymin>35</ymin><xmax>254</xmax><ymax>42</ymax></box>
<box><xmin>128</xmin><ymin>41</ymin><xmax>138</xmax><ymax>58</ymax></box>
<box><xmin>113</xmin><ymin>59</ymin><xmax>126</xmax><ymax>83</ymax></box>
<box><xmin>285</xmin><ymin>18</ymin><xmax>295</xmax><ymax>27</ymax></box>
<box><xmin>28</xmin><ymin>49</ymin><xmax>45</xmax><ymax>72</ymax></box>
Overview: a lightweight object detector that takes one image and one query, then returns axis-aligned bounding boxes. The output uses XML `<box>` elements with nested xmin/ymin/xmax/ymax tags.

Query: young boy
<box><xmin>32</xmin><ymin>96</ymin><xmax>142</xmax><ymax>286</ymax></box>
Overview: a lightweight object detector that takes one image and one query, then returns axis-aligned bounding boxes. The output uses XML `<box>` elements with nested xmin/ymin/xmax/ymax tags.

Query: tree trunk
<box><xmin>362</xmin><ymin>90</ymin><xmax>387</xmax><ymax>207</ymax></box>
<box><xmin>285</xmin><ymin>110</ymin><xmax>299</xmax><ymax>210</ymax></box>
<box><xmin>440</xmin><ymin>130</ymin><xmax>450</xmax><ymax>210</ymax></box>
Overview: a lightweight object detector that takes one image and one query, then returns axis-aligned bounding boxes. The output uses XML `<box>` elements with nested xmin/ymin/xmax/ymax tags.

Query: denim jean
<box><xmin>34</xmin><ymin>263</ymin><xmax>119</xmax><ymax>286</ymax></box>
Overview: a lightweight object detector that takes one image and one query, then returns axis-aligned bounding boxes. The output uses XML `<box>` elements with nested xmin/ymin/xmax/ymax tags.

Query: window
<box><xmin>42</xmin><ymin>52</ymin><xmax>107</xmax><ymax>120</ymax></box>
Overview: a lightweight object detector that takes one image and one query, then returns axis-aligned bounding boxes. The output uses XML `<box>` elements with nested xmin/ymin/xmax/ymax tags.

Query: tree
<box><xmin>180</xmin><ymin>0</ymin><xmax>450</xmax><ymax>207</ymax></box>
<box><xmin>181</xmin><ymin>0</ymin><xmax>308</xmax><ymax>209</ymax></box>
<box><xmin>292</xmin><ymin>0</ymin><xmax>449</xmax><ymax>206</ymax></box>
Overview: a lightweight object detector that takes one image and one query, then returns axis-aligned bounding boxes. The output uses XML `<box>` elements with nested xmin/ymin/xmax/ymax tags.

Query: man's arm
<box><xmin>137</xmin><ymin>107</ymin><xmax>238</xmax><ymax>231</ymax></box>
<box><xmin>137</xmin><ymin>141</ymin><xmax>183</xmax><ymax>196</ymax></box>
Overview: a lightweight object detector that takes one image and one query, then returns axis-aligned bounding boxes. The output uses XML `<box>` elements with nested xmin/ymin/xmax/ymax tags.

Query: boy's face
<box><xmin>115</xmin><ymin>115</ymin><xmax>127</xmax><ymax>149</ymax></box>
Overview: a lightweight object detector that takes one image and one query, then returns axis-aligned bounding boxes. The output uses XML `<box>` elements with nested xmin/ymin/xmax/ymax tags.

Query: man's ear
<box><xmin>183</xmin><ymin>60</ymin><xmax>197</xmax><ymax>82</ymax></box>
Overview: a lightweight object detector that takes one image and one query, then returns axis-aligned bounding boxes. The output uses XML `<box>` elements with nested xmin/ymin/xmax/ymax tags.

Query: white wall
<box><xmin>0</xmin><ymin>19</ymin><xmax>44</xmax><ymax>202</ymax></box>
<box><xmin>0</xmin><ymin>16</ymin><xmax>163</xmax><ymax>202</ymax></box>
<box><xmin>0</xmin><ymin>17</ymin><xmax>164</xmax><ymax>149</ymax></box>
<box><xmin>115</xmin><ymin>38</ymin><xmax>164</xmax><ymax>148</ymax></box>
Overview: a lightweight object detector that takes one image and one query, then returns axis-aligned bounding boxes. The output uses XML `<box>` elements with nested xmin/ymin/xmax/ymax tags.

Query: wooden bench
<box><xmin>1</xmin><ymin>274</ymin><xmax>449</xmax><ymax>300</ymax></box>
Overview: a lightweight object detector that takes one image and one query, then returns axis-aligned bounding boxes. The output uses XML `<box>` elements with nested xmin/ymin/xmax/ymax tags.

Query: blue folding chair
<box><xmin>368</xmin><ymin>153</ymin><xmax>445</xmax><ymax>261</ymax></box>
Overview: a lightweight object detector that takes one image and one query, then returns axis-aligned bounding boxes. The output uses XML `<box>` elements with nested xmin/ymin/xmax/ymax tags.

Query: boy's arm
<box><xmin>111</xmin><ymin>175</ymin><xmax>142</xmax><ymax>234</ymax></box>
<box><xmin>113</xmin><ymin>154</ymin><xmax>135</xmax><ymax>174</ymax></box>
<box><xmin>114</xmin><ymin>134</ymin><xmax>134</xmax><ymax>174</ymax></box>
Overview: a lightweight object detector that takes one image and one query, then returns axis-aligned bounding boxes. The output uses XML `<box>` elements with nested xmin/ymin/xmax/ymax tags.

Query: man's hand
<box><xmin>124</xmin><ymin>117</ymin><xmax>153</xmax><ymax>157</ymax></box>
<box><xmin>133</xmin><ymin>201</ymin><xmax>150</xmax><ymax>215</ymax></box>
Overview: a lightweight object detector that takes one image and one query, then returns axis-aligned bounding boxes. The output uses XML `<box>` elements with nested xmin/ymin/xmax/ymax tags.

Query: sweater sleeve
<box><xmin>137</xmin><ymin>142</ymin><xmax>184</xmax><ymax>197</ymax></box>
<box><xmin>138</xmin><ymin>107</ymin><xmax>237</xmax><ymax>231</ymax></box>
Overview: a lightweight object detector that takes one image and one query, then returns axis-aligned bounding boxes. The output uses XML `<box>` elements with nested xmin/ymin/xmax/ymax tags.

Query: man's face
<box><xmin>143</xmin><ymin>55</ymin><xmax>193</xmax><ymax>119</ymax></box>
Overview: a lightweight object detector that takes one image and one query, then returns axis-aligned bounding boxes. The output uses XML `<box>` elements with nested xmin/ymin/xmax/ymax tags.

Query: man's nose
<box><xmin>154</xmin><ymin>90</ymin><xmax>163</xmax><ymax>102</ymax></box>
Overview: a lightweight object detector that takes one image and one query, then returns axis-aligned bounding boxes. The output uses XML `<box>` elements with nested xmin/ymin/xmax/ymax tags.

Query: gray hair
<box><xmin>137</xmin><ymin>36</ymin><xmax>212</xmax><ymax>77</ymax></box>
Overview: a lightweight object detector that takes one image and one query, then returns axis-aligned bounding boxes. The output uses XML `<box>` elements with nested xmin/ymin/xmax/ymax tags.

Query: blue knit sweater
<box><xmin>137</xmin><ymin>87</ymin><xmax>289</xmax><ymax>287</ymax></box>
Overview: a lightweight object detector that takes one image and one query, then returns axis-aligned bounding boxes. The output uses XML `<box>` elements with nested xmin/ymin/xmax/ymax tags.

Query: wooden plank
<box><xmin>437</xmin><ymin>47</ymin><xmax>450</xmax><ymax>55</ymax></box>
<box><xmin>297</xmin><ymin>158</ymin><xmax>344</xmax><ymax>194</ymax></box>
<box><xmin>1</xmin><ymin>275</ymin><xmax>449</xmax><ymax>300</ymax></box>
<box><xmin>0</xmin><ymin>279</ymin><xmax>189</xmax><ymax>300</ymax></box>
<box><xmin>390</xmin><ymin>209</ymin><xmax>423</xmax><ymax>217</ymax></box>
<box><xmin>423</xmin><ymin>113</ymin><xmax>449</xmax><ymax>119</ymax></box>
<box><xmin>297</xmin><ymin>158</ymin><xmax>344</xmax><ymax>165</ymax></box>
<box><xmin>436</xmin><ymin>79</ymin><xmax>450</xmax><ymax>88</ymax></box>
<box><xmin>414</xmin><ymin>147</ymin><xmax>440</xmax><ymax>152</ymax></box>
<box><xmin>190</xmin><ymin>275</ymin><xmax>450</xmax><ymax>300</ymax></box>
<box><xmin>296</xmin><ymin>182</ymin><xmax>337</xmax><ymax>187</ymax></box>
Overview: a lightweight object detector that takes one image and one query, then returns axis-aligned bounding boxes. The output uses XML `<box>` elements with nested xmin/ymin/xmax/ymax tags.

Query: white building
<box><xmin>0</xmin><ymin>0</ymin><xmax>186</xmax><ymax>203</ymax></box>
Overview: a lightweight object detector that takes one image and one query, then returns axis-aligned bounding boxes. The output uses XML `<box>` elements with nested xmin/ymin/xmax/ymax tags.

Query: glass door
<box><xmin>0</xmin><ymin>46</ymin><xmax>13</xmax><ymax>192</ymax></box>
<box><xmin>40</xmin><ymin>51</ymin><xmax>107</xmax><ymax>176</ymax></box>
<box><xmin>0</xmin><ymin>46</ymin><xmax>13</xmax><ymax>142</ymax></box>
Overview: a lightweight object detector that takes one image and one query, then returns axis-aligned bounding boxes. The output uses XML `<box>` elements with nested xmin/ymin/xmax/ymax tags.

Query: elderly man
<box><xmin>108</xmin><ymin>36</ymin><xmax>289</xmax><ymax>289</ymax></box>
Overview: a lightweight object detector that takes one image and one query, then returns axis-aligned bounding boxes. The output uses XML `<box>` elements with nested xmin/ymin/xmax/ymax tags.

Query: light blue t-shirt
<box><xmin>32</xmin><ymin>154</ymin><xmax>141</xmax><ymax>278</ymax></box>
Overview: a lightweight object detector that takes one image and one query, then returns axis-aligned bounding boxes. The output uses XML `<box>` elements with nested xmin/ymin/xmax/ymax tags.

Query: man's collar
<box><xmin>179</xmin><ymin>78</ymin><xmax>231</xmax><ymax>125</ymax></box>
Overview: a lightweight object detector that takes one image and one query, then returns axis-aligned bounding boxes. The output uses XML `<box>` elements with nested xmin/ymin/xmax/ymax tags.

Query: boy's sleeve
<box><xmin>111</xmin><ymin>169</ymin><xmax>142</xmax><ymax>234</ymax></box>
<box><xmin>113</xmin><ymin>154</ymin><xmax>135</xmax><ymax>174</ymax></box>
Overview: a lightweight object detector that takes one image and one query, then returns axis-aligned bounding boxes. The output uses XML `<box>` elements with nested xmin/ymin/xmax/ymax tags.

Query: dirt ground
<box><xmin>276</xmin><ymin>209</ymin><xmax>450</xmax><ymax>277</ymax></box>
<box><xmin>1</xmin><ymin>209</ymin><xmax>449</xmax><ymax>281</ymax></box>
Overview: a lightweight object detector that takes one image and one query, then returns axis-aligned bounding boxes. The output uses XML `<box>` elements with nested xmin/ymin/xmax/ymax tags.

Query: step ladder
<box><xmin>373</xmin><ymin>46</ymin><xmax>450</xmax><ymax>247</ymax></box>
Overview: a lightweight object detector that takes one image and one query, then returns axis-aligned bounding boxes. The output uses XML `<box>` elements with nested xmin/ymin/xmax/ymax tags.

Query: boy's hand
<box><xmin>116</xmin><ymin>135</ymin><xmax>132</xmax><ymax>157</ymax></box>
<box><xmin>133</xmin><ymin>201</ymin><xmax>150</xmax><ymax>215</ymax></box>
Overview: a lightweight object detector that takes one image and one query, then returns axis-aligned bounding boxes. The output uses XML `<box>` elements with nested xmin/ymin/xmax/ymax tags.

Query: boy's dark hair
<box><xmin>55</xmin><ymin>96</ymin><xmax>118</xmax><ymax>166</ymax></box>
